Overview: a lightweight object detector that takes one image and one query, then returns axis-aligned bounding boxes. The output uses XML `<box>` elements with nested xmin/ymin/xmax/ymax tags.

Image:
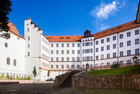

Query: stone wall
<box><xmin>72</xmin><ymin>74</ymin><xmax>140</xmax><ymax>89</ymax></box>
<box><xmin>53</xmin><ymin>72</ymin><xmax>71</xmax><ymax>87</ymax></box>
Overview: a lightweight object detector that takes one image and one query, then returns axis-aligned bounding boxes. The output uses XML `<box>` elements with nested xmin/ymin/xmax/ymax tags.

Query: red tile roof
<box><xmin>93</xmin><ymin>20</ymin><xmax>140</xmax><ymax>39</ymax></box>
<box><xmin>8</xmin><ymin>22</ymin><xmax>21</xmax><ymax>37</ymax></box>
<box><xmin>45</xmin><ymin>35</ymin><xmax>83</xmax><ymax>42</ymax></box>
<box><xmin>45</xmin><ymin>20</ymin><xmax>140</xmax><ymax>42</ymax></box>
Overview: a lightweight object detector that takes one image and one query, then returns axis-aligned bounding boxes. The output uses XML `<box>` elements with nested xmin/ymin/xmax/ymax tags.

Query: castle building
<box><xmin>0</xmin><ymin>1</ymin><xmax>140</xmax><ymax>81</ymax></box>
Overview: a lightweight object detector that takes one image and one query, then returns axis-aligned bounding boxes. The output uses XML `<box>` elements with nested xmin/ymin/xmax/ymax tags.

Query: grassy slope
<box><xmin>87</xmin><ymin>65</ymin><xmax>140</xmax><ymax>75</ymax></box>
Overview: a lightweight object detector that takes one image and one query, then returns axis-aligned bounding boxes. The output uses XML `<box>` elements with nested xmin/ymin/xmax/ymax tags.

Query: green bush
<box><xmin>111</xmin><ymin>63</ymin><xmax>120</xmax><ymax>68</ymax></box>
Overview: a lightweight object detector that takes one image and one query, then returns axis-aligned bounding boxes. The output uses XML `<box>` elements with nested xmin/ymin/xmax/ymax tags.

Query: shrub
<box><xmin>111</xmin><ymin>63</ymin><xmax>120</xmax><ymax>68</ymax></box>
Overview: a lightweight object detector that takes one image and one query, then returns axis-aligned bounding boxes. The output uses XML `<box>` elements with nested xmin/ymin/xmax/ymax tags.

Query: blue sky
<box><xmin>9</xmin><ymin>0</ymin><xmax>139</xmax><ymax>36</ymax></box>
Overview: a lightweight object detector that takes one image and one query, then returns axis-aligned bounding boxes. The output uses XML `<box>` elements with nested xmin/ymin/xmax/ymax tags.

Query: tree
<box><xmin>32</xmin><ymin>66</ymin><xmax>37</xmax><ymax>80</ymax></box>
<box><xmin>47</xmin><ymin>70</ymin><xmax>50</xmax><ymax>77</ymax></box>
<box><xmin>0</xmin><ymin>0</ymin><xmax>12</xmax><ymax>32</ymax></box>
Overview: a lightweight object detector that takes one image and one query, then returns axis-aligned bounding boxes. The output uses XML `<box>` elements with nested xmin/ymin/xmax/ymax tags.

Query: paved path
<box><xmin>0</xmin><ymin>83</ymin><xmax>140</xmax><ymax>94</ymax></box>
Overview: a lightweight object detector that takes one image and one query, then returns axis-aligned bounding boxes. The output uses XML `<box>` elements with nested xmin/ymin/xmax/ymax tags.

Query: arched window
<box><xmin>7</xmin><ymin>57</ymin><xmax>10</xmax><ymax>65</ymax></box>
<box><xmin>71</xmin><ymin>65</ymin><xmax>75</xmax><ymax>70</ymax></box>
<box><xmin>13</xmin><ymin>59</ymin><xmax>16</xmax><ymax>66</ymax></box>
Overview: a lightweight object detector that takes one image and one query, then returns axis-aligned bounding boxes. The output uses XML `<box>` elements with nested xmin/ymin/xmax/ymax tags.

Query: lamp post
<box><xmin>132</xmin><ymin>56</ymin><xmax>138</xmax><ymax>65</ymax></box>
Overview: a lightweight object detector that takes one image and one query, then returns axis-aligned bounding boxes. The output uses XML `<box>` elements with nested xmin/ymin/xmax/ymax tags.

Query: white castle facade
<box><xmin>0</xmin><ymin>3</ymin><xmax>140</xmax><ymax>81</ymax></box>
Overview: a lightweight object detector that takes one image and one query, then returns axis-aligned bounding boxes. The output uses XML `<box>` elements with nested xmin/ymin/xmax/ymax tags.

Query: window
<box><xmin>96</xmin><ymin>56</ymin><xmax>99</xmax><ymax>60</ymax></box>
<box><xmin>107</xmin><ymin>45</ymin><xmax>110</xmax><ymax>50</ymax></box>
<box><xmin>101</xmin><ymin>39</ymin><xmax>104</xmax><ymax>44</ymax></box>
<box><xmin>113</xmin><ymin>36</ymin><xmax>116</xmax><ymax>41</ymax></box>
<box><xmin>56</xmin><ymin>50</ymin><xmax>59</xmax><ymax>54</ymax></box>
<box><xmin>72</xmin><ymin>44</ymin><xmax>75</xmax><ymax>47</ymax></box>
<box><xmin>135</xmin><ymin>29</ymin><xmax>139</xmax><ymax>35</ymax></box>
<box><xmin>62</xmin><ymin>44</ymin><xmax>64</xmax><ymax>47</ymax></box>
<box><xmin>83</xmin><ymin>57</ymin><xmax>84</xmax><ymax>61</ymax></box>
<box><xmin>101</xmin><ymin>47</ymin><xmax>104</xmax><ymax>51</ymax></box>
<box><xmin>78</xmin><ymin>50</ymin><xmax>80</xmax><ymax>54</ymax></box>
<box><xmin>127</xmin><ymin>32</ymin><xmax>131</xmax><ymax>37</ymax></box>
<box><xmin>67</xmin><ymin>65</ymin><xmax>69</xmax><ymax>68</ymax></box>
<box><xmin>77</xmin><ymin>57</ymin><xmax>80</xmax><ymax>61</ymax></box>
<box><xmin>7</xmin><ymin>57</ymin><xmax>10</xmax><ymax>65</ymax></box>
<box><xmin>61</xmin><ymin>65</ymin><xmax>64</xmax><ymax>69</ymax></box>
<box><xmin>51</xmin><ymin>65</ymin><xmax>53</xmax><ymax>69</ymax></box>
<box><xmin>83</xmin><ymin>43</ymin><xmax>84</xmax><ymax>46</ymax></box>
<box><xmin>67</xmin><ymin>50</ymin><xmax>69</xmax><ymax>54</ymax></box>
<box><xmin>96</xmin><ymin>41</ymin><xmax>98</xmax><ymax>45</ymax></box>
<box><xmin>13</xmin><ymin>59</ymin><xmax>16</xmax><ymax>66</ymax></box>
<box><xmin>120</xmin><ymin>51</ymin><xmax>123</xmax><ymax>57</ymax></box>
<box><xmin>28</xmin><ymin>44</ymin><xmax>30</xmax><ymax>48</ymax></box>
<box><xmin>83</xmin><ymin>50</ymin><xmax>84</xmax><ymax>54</ymax></box>
<box><xmin>61</xmin><ymin>57</ymin><xmax>64</xmax><ymax>61</ymax></box>
<box><xmin>127</xmin><ymin>50</ymin><xmax>131</xmax><ymax>56</ymax></box>
<box><xmin>28</xmin><ymin>52</ymin><xmax>30</xmax><ymax>56</ymax></box>
<box><xmin>51</xmin><ymin>50</ymin><xmax>53</xmax><ymax>54</ymax></box>
<box><xmin>77</xmin><ymin>43</ymin><xmax>80</xmax><ymax>47</ymax></box>
<box><xmin>28</xmin><ymin>37</ymin><xmax>30</xmax><ymax>41</ymax></box>
<box><xmin>101</xmin><ymin>55</ymin><xmax>104</xmax><ymax>59</ymax></box>
<box><xmin>51</xmin><ymin>44</ymin><xmax>53</xmax><ymax>47</ymax></box>
<box><xmin>61</xmin><ymin>50</ymin><xmax>64</xmax><ymax>54</ymax></box>
<box><xmin>127</xmin><ymin>41</ymin><xmax>131</xmax><ymax>46</ymax></box>
<box><xmin>56</xmin><ymin>57</ymin><xmax>59</xmax><ymax>61</ymax></box>
<box><xmin>135</xmin><ymin>49</ymin><xmax>139</xmax><ymax>55</ymax></box>
<box><xmin>91</xmin><ymin>49</ymin><xmax>92</xmax><ymax>53</ymax></box>
<box><xmin>91</xmin><ymin>42</ymin><xmax>92</xmax><ymax>45</ymax></box>
<box><xmin>5</xmin><ymin>43</ymin><xmax>8</xmax><ymax>48</ymax></box>
<box><xmin>71</xmin><ymin>65</ymin><xmax>75</xmax><ymax>69</ymax></box>
<box><xmin>91</xmin><ymin>56</ymin><xmax>93</xmax><ymax>60</ymax></box>
<box><xmin>96</xmin><ymin>48</ymin><xmax>98</xmax><ymax>52</ymax></box>
<box><xmin>120</xmin><ymin>61</ymin><xmax>123</xmax><ymax>64</ymax></box>
<box><xmin>56</xmin><ymin>65</ymin><xmax>59</xmax><ymax>69</ymax></box>
<box><xmin>113</xmin><ymin>53</ymin><xmax>116</xmax><ymax>58</ymax></box>
<box><xmin>113</xmin><ymin>44</ymin><xmax>116</xmax><ymax>49</ymax></box>
<box><xmin>56</xmin><ymin>44</ymin><xmax>59</xmax><ymax>47</ymax></box>
<box><xmin>120</xmin><ymin>42</ymin><xmax>123</xmax><ymax>48</ymax></box>
<box><xmin>72</xmin><ymin>57</ymin><xmax>75</xmax><ymax>61</ymax></box>
<box><xmin>135</xmin><ymin>39</ymin><xmax>139</xmax><ymax>44</ymax></box>
<box><xmin>67</xmin><ymin>44</ymin><xmax>69</xmax><ymax>47</ymax></box>
<box><xmin>27</xmin><ymin>28</ymin><xmax>29</xmax><ymax>32</ymax></box>
<box><xmin>67</xmin><ymin>57</ymin><xmax>69</xmax><ymax>61</ymax></box>
<box><xmin>107</xmin><ymin>54</ymin><xmax>110</xmax><ymax>59</ymax></box>
<box><xmin>120</xmin><ymin>34</ymin><xmax>123</xmax><ymax>39</ymax></box>
<box><xmin>51</xmin><ymin>57</ymin><xmax>53</xmax><ymax>61</ymax></box>
<box><xmin>127</xmin><ymin>60</ymin><xmax>131</xmax><ymax>63</ymax></box>
<box><xmin>107</xmin><ymin>38</ymin><xmax>110</xmax><ymax>42</ymax></box>
<box><xmin>72</xmin><ymin>50</ymin><xmax>75</xmax><ymax>54</ymax></box>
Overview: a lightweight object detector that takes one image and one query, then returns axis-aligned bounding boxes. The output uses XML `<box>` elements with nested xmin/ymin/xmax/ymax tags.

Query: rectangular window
<box><xmin>91</xmin><ymin>49</ymin><xmax>92</xmax><ymax>53</ymax></box>
<box><xmin>96</xmin><ymin>41</ymin><xmax>98</xmax><ymax>45</ymax></box>
<box><xmin>51</xmin><ymin>44</ymin><xmax>53</xmax><ymax>47</ymax></box>
<box><xmin>120</xmin><ymin>51</ymin><xmax>123</xmax><ymax>57</ymax></box>
<box><xmin>67</xmin><ymin>50</ymin><xmax>69</xmax><ymax>54</ymax></box>
<box><xmin>56</xmin><ymin>50</ymin><xmax>59</xmax><ymax>54</ymax></box>
<box><xmin>113</xmin><ymin>36</ymin><xmax>116</xmax><ymax>41</ymax></box>
<box><xmin>51</xmin><ymin>65</ymin><xmax>53</xmax><ymax>69</ymax></box>
<box><xmin>78</xmin><ymin>50</ymin><xmax>80</xmax><ymax>54</ymax></box>
<box><xmin>51</xmin><ymin>50</ymin><xmax>53</xmax><ymax>54</ymax></box>
<box><xmin>113</xmin><ymin>44</ymin><xmax>116</xmax><ymax>49</ymax></box>
<box><xmin>120</xmin><ymin>61</ymin><xmax>123</xmax><ymax>64</ymax></box>
<box><xmin>113</xmin><ymin>53</ymin><xmax>116</xmax><ymax>58</ymax></box>
<box><xmin>107</xmin><ymin>54</ymin><xmax>110</xmax><ymax>59</ymax></box>
<box><xmin>120</xmin><ymin>42</ymin><xmax>123</xmax><ymax>48</ymax></box>
<box><xmin>72</xmin><ymin>50</ymin><xmax>75</xmax><ymax>54</ymax></box>
<box><xmin>127</xmin><ymin>50</ymin><xmax>131</xmax><ymax>56</ymax></box>
<box><xmin>107</xmin><ymin>45</ymin><xmax>110</xmax><ymax>50</ymax></box>
<box><xmin>77</xmin><ymin>57</ymin><xmax>80</xmax><ymax>61</ymax></box>
<box><xmin>135</xmin><ymin>29</ymin><xmax>139</xmax><ymax>35</ymax></box>
<box><xmin>127</xmin><ymin>41</ymin><xmax>131</xmax><ymax>46</ymax></box>
<box><xmin>72</xmin><ymin>57</ymin><xmax>75</xmax><ymax>61</ymax></box>
<box><xmin>101</xmin><ymin>39</ymin><xmax>104</xmax><ymax>44</ymax></box>
<box><xmin>91</xmin><ymin>42</ymin><xmax>93</xmax><ymax>45</ymax></box>
<box><xmin>61</xmin><ymin>57</ymin><xmax>64</xmax><ymax>61</ymax></box>
<box><xmin>107</xmin><ymin>38</ymin><xmax>110</xmax><ymax>42</ymax></box>
<box><xmin>120</xmin><ymin>34</ymin><xmax>123</xmax><ymax>39</ymax></box>
<box><xmin>5</xmin><ymin>43</ymin><xmax>8</xmax><ymax>48</ymax></box>
<box><xmin>83</xmin><ymin>43</ymin><xmax>84</xmax><ymax>46</ymax></box>
<box><xmin>96</xmin><ymin>48</ymin><xmax>98</xmax><ymax>52</ymax></box>
<box><xmin>83</xmin><ymin>50</ymin><xmax>84</xmax><ymax>54</ymax></box>
<box><xmin>67</xmin><ymin>57</ymin><xmax>69</xmax><ymax>61</ymax></box>
<box><xmin>56</xmin><ymin>57</ymin><xmax>59</xmax><ymax>61</ymax></box>
<box><xmin>67</xmin><ymin>44</ymin><xmax>69</xmax><ymax>47</ymax></box>
<box><xmin>62</xmin><ymin>44</ymin><xmax>64</xmax><ymax>47</ymax></box>
<box><xmin>101</xmin><ymin>47</ymin><xmax>104</xmax><ymax>51</ymax></box>
<box><xmin>56</xmin><ymin>65</ymin><xmax>59</xmax><ymax>69</ymax></box>
<box><xmin>51</xmin><ymin>57</ymin><xmax>53</xmax><ymax>61</ymax></box>
<box><xmin>91</xmin><ymin>56</ymin><xmax>93</xmax><ymax>60</ymax></box>
<box><xmin>96</xmin><ymin>56</ymin><xmax>99</xmax><ymax>60</ymax></box>
<box><xmin>135</xmin><ymin>49</ymin><xmax>139</xmax><ymax>55</ymax></box>
<box><xmin>61</xmin><ymin>65</ymin><xmax>64</xmax><ymax>69</ymax></box>
<box><xmin>56</xmin><ymin>44</ymin><xmax>59</xmax><ymax>47</ymax></box>
<box><xmin>127</xmin><ymin>32</ymin><xmax>131</xmax><ymax>37</ymax></box>
<box><xmin>77</xmin><ymin>43</ymin><xmax>80</xmax><ymax>47</ymax></box>
<box><xmin>72</xmin><ymin>44</ymin><xmax>75</xmax><ymax>47</ymax></box>
<box><xmin>127</xmin><ymin>60</ymin><xmax>131</xmax><ymax>63</ymax></box>
<box><xmin>62</xmin><ymin>50</ymin><xmax>64</xmax><ymax>54</ymax></box>
<box><xmin>135</xmin><ymin>39</ymin><xmax>139</xmax><ymax>44</ymax></box>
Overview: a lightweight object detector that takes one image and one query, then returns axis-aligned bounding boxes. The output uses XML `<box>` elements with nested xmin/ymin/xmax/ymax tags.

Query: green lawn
<box><xmin>87</xmin><ymin>65</ymin><xmax>140</xmax><ymax>75</ymax></box>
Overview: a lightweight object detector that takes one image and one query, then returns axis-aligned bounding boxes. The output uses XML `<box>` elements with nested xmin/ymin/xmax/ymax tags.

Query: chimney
<box><xmin>136</xmin><ymin>0</ymin><xmax>140</xmax><ymax>24</ymax></box>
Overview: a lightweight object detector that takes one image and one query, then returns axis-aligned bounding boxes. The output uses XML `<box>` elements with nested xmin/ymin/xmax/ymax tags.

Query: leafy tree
<box><xmin>32</xmin><ymin>66</ymin><xmax>37</xmax><ymax>78</ymax></box>
<box><xmin>47</xmin><ymin>70</ymin><xmax>50</xmax><ymax>77</ymax></box>
<box><xmin>0</xmin><ymin>0</ymin><xmax>12</xmax><ymax>32</ymax></box>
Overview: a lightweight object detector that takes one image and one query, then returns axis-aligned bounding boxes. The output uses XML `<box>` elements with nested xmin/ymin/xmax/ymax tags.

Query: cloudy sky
<box><xmin>9</xmin><ymin>0</ymin><xmax>139</xmax><ymax>36</ymax></box>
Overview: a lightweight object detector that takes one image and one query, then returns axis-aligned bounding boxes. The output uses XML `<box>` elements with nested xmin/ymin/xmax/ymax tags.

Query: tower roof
<box><xmin>136</xmin><ymin>0</ymin><xmax>140</xmax><ymax>24</ymax></box>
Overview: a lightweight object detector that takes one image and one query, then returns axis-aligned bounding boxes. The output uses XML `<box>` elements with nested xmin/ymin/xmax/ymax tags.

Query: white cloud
<box><xmin>90</xmin><ymin>1</ymin><xmax>121</xmax><ymax>19</ymax></box>
<box><xmin>100</xmin><ymin>23</ymin><xmax>109</xmax><ymax>30</ymax></box>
